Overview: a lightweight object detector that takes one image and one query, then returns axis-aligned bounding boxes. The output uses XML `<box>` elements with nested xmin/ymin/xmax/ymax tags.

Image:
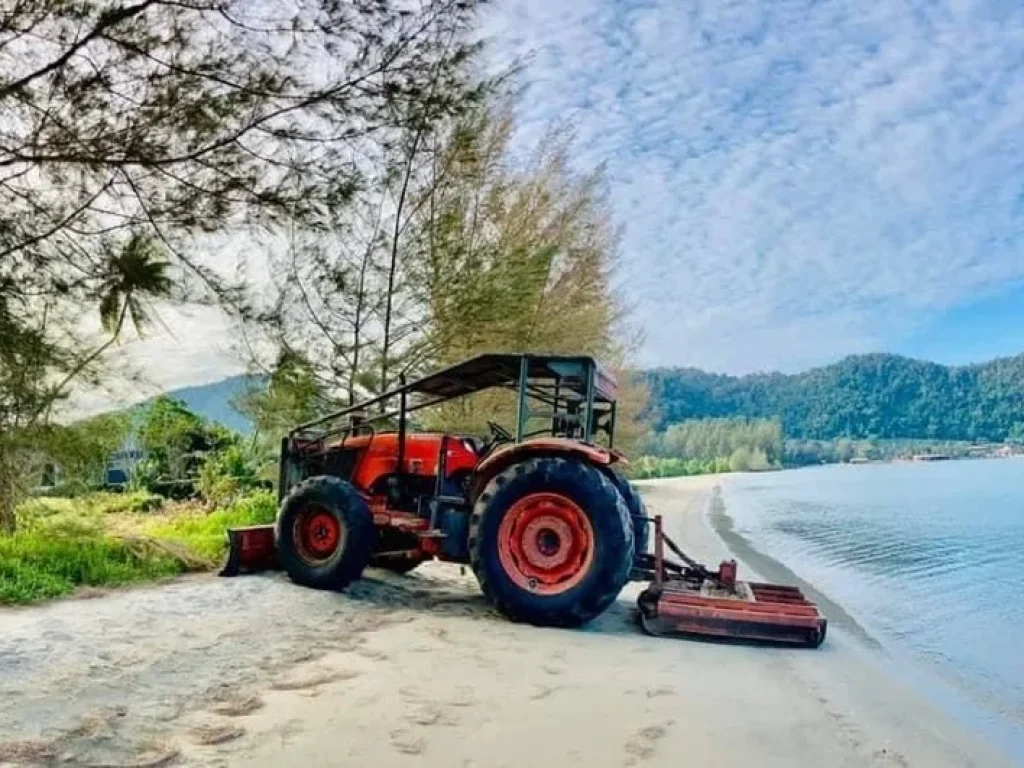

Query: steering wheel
<box><xmin>487</xmin><ymin>420</ymin><xmax>513</xmax><ymax>443</ymax></box>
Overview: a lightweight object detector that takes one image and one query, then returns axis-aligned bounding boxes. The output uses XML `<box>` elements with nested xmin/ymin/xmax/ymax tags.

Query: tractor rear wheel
<box><xmin>470</xmin><ymin>457</ymin><xmax>634</xmax><ymax>627</ymax></box>
<box><xmin>275</xmin><ymin>475</ymin><xmax>376</xmax><ymax>591</ymax></box>
<box><xmin>609</xmin><ymin>472</ymin><xmax>649</xmax><ymax>559</ymax></box>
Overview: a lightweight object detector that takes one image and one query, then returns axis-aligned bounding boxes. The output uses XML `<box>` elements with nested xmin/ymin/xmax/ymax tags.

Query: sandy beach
<box><xmin>0</xmin><ymin>476</ymin><xmax>1012</xmax><ymax>767</ymax></box>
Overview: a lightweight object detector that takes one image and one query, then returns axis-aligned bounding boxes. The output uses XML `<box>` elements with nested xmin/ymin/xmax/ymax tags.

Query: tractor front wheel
<box><xmin>275</xmin><ymin>475</ymin><xmax>376</xmax><ymax>591</ymax></box>
<box><xmin>470</xmin><ymin>457</ymin><xmax>634</xmax><ymax>627</ymax></box>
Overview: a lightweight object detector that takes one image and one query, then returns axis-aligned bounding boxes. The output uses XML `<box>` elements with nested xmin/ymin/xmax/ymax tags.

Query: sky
<box><xmin>483</xmin><ymin>0</ymin><xmax>1024</xmax><ymax>372</ymax></box>
<box><xmin>97</xmin><ymin>0</ymin><xmax>1024</xmax><ymax>404</ymax></box>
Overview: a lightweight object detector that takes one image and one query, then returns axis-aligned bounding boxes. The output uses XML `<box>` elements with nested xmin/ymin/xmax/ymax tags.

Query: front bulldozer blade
<box><xmin>219</xmin><ymin>524</ymin><xmax>279</xmax><ymax>576</ymax></box>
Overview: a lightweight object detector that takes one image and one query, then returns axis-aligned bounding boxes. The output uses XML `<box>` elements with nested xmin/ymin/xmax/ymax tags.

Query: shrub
<box><xmin>127</xmin><ymin>458</ymin><xmax>162</xmax><ymax>493</ymax></box>
<box><xmin>196</xmin><ymin>444</ymin><xmax>260</xmax><ymax>507</ymax></box>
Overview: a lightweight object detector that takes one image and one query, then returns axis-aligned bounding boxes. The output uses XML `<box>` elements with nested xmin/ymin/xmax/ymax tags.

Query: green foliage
<box><xmin>2</xmin><ymin>488</ymin><xmax>275</xmax><ymax>603</ymax></box>
<box><xmin>235</xmin><ymin>352</ymin><xmax>327</xmax><ymax>443</ymax></box>
<box><xmin>196</xmin><ymin>443</ymin><xmax>262</xmax><ymax>507</ymax></box>
<box><xmin>234</xmin><ymin>352</ymin><xmax>330</xmax><ymax>480</ymax></box>
<box><xmin>637</xmin><ymin>418</ymin><xmax>783</xmax><ymax>466</ymax></box>
<box><xmin>0</xmin><ymin>534</ymin><xmax>183</xmax><ymax>605</ymax></box>
<box><xmin>39</xmin><ymin>412</ymin><xmax>132</xmax><ymax>487</ymax></box>
<box><xmin>628</xmin><ymin>456</ymin><xmax>731</xmax><ymax>479</ymax></box>
<box><xmin>729</xmin><ymin>446</ymin><xmax>772</xmax><ymax>472</ymax></box>
<box><xmin>645</xmin><ymin>353</ymin><xmax>1024</xmax><ymax>442</ymax></box>
<box><xmin>135</xmin><ymin>396</ymin><xmax>239</xmax><ymax>491</ymax></box>
<box><xmin>783</xmin><ymin>437</ymin><xmax>1018</xmax><ymax>466</ymax></box>
<box><xmin>127</xmin><ymin>459</ymin><xmax>162</xmax><ymax>494</ymax></box>
<box><xmin>145</xmin><ymin>490</ymin><xmax>277</xmax><ymax>562</ymax></box>
<box><xmin>630</xmin><ymin>417</ymin><xmax>780</xmax><ymax>478</ymax></box>
<box><xmin>17</xmin><ymin>492</ymin><xmax>165</xmax><ymax>535</ymax></box>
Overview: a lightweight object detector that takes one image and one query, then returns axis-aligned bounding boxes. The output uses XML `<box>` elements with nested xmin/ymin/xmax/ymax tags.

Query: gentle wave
<box><xmin>723</xmin><ymin>459</ymin><xmax>1024</xmax><ymax>759</ymax></box>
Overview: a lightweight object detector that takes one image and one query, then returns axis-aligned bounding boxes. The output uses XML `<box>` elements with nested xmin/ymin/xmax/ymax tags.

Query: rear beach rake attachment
<box><xmin>634</xmin><ymin>517</ymin><xmax>827</xmax><ymax>648</ymax></box>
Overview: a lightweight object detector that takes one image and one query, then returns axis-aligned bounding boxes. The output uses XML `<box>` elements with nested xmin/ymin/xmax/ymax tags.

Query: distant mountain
<box><xmin>162</xmin><ymin>374</ymin><xmax>260</xmax><ymax>433</ymax></box>
<box><xmin>644</xmin><ymin>353</ymin><xmax>1024</xmax><ymax>442</ymax></box>
<box><xmin>168</xmin><ymin>352</ymin><xmax>1024</xmax><ymax>443</ymax></box>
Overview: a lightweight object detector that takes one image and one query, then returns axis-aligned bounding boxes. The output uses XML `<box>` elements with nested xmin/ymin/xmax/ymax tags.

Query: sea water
<box><xmin>722</xmin><ymin>459</ymin><xmax>1024</xmax><ymax>760</ymax></box>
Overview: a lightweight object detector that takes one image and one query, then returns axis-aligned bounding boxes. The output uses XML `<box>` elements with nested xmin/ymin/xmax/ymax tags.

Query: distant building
<box><xmin>912</xmin><ymin>453</ymin><xmax>951</xmax><ymax>462</ymax></box>
<box><xmin>104</xmin><ymin>447</ymin><xmax>146</xmax><ymax>487</ymax></box>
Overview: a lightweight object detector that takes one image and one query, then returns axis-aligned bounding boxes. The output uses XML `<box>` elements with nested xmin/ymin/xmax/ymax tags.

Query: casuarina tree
<box><xmin>0</xmin><ymin>0</ymin><xmax>487</xmax><ymax>531</ymax></box>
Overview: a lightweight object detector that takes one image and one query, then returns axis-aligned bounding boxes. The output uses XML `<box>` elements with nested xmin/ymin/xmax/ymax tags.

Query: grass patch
<box><xmin>144</xmin><ymin>490</ymin><xmax>277</xmax><ymax>562</ymax></box>
<box><xmin>0</xmin><ymin>534</ymin><xmax>184</xmax><ymax>605</ymax></box>
<box><xmin>1</xmin><ymin>490</ymin><xmax>277</xmax><ymax>605</ymax></box>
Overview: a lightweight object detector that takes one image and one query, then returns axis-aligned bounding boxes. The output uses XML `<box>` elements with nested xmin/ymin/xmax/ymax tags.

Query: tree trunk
<box><xmin>380</xmin><ymin>127</ymin><xmax>427</xmax><ymax>409</ymax></box>
<box><xmin>0</xmin><ymin>442</ymin><xmax>18</xmax><ymax>535</ymax></box>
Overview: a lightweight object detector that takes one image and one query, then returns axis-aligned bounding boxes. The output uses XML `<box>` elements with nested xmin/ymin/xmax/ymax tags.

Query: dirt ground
<box><xmin>0</xmin><ymin>476</ymin><xmax>1011</xmax><ymax>767</ymax></box>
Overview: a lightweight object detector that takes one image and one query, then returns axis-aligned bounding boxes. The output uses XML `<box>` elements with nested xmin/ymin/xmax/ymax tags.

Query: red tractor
<box><xmin>225</xmin><ymin>354</ymin><xmax>642</xmax><ymax>626</ymax></box>
<box><xmin>224</xmin><ymin>353</ymin><xmax>827</xmax><ymax>644</ymax></box>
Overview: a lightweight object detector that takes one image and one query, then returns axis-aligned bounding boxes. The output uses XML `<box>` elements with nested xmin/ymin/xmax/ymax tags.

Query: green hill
<box><xmin>161</xmin><ymin>374</ymin><xmax>259</xmax><ymax>434</ymax></box>
<box><xmin>645</xmin><ymin>353</ymin><xmax>1024</xmax><ymax>442</ymax></box>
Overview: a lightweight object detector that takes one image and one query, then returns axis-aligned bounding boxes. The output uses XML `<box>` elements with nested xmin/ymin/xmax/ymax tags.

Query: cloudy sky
<box><xmin>485</xmin><ymin>0</ymin><xmax>1024</xmax><ymax>372</ymax></box>
<box><xmin>107</xmin><ymin>0</ymin><xmax>1024</xmax><ymax>403</ymax></box>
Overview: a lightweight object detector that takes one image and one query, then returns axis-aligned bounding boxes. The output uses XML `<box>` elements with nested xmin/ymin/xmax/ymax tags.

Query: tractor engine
<box><xmin>281</xmin><ymin>431</ymin><xmax>480</xmax><ymax>565</ymax></box>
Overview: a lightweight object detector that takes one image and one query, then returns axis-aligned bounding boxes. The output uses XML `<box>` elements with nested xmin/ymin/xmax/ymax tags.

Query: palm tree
<box><xmin>50</xmin><ymin>234</ymin><xmax>173</xmax><ymax>401</ymax></box>
<box><xmin>97</xmin><ymin>234</ymin><xmax>173</xmax><ymax>338</ymax></box>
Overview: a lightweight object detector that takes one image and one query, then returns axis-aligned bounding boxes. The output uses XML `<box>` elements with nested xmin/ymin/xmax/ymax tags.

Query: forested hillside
<box><xmin>645</xmin><ymin>353</ymin><xmax>1024</xmax><ymax>441</ymax></box>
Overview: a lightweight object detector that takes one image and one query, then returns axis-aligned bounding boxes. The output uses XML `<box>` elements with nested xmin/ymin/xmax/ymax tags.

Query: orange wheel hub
<box><xmin>497</xmin><ymin>493</ymin><xmax>595</xmax><ymax>595</ymax></box>
<box><xmin>294</xmin><ymin>506</ymin><xmax>344</xmax><ymax>564</ymax></box>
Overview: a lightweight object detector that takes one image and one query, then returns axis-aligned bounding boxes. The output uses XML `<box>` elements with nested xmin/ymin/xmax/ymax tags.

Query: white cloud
<box><xmin>483</xmin><ymin>0</ymin><xmax>1024</xmax><ymax>371</ymax></box>
<box><xmin>67</xmin><ymin>304</ymin><xmax>248</xmax><ymax>417</ymax></box>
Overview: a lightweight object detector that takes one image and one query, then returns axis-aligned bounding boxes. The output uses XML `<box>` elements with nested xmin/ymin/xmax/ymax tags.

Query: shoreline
<box><xmin>706</xmin><ymin>482</ymin><xmax>879</xmax><ymax>647</ymax></box>
<box><xmin>697</xmin><ymin>473</ymin><xmax>1020</xmax><ymax>766</ymax></box>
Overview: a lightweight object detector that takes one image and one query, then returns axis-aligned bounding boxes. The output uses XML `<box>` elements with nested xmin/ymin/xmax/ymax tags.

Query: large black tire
<box><xmin>470</xmin><ymin>457</ymin><xmax>634</xmax><ymax>627</ymax></box>
<box><xmin>275</xmin><ymin>475</ymin><xmax>377</xmax><ymax>591</ymax></box>
<box><xmin>609</xmin><ymin>472</ymin><xmax>649</xmax><ymax>559</ymax></box>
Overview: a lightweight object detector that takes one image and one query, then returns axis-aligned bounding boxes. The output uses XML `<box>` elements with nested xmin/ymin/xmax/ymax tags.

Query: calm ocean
<box><xmin>721</xmin><ymin>459</ymin><xmax>1024</xmax><ymax>760</ymax></box>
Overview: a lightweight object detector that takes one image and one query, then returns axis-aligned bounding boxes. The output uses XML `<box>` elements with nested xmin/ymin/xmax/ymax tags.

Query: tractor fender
<box><xmin>470</xmin><ymin>437</ymin><xmax>625</xmax><ymax>501</ymax></box>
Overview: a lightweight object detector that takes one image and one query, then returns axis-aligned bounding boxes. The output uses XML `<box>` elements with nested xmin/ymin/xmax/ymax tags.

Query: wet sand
<box><xmin>0</xmin><ymin>475</ymin><xmax>1011</xmax><ymax>767</ymax></box>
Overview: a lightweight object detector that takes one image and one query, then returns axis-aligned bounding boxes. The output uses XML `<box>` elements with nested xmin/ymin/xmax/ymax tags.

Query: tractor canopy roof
<box><xmin>291</xmin><ymin>353</ymin><xmax>619</xmax><ymax>438</ymax></box>
<box><xmin>408</xmin><ymin>354</ymin><xmax>618</xmax><ymax>404</ymax></box>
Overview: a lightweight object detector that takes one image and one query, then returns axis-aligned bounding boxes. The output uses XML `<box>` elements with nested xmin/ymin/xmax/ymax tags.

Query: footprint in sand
<box><xmin>211</xmin><ymin>694</ymin><xmax>264</xmax><ymax>717</ymax></box>
<box><xmin>411</xmin><ymin>703</ymin><xmax>461</xmax><ymax>727</ymax></box>
<box><xmin>448</xmin><ymin>685</ymin><xmax>477</xmax><ymax>708</ymax></box>
<box><xmin>390</xmin><ymin>728</ymin><xmax>426</xmax><ymax>755</ymax></box>
<box><xmin>644</xmin><ymin>686</ymin><xmax>677</xmax><ymax>699</ymax></box>
<box><xmin>430</xmin><ymin>626</ymin><xmax>452</xmax><ymax>643</ymax></box>
<box><xmin>189</xmin><ymin>724</ymin><xmax>246</xmax><ymax>746</ymax></box>
<box><xmin>400</xmin><ymin>685</ymin><xmax>426</xmax><ymax>703</ymax></box>
<box><xmin>270</xmin><ymin>668</ymin><xmax>360</xmax><ymax>691</ymax></box>
<box><xmin>355</xmin><ymin>647</ymin><xmax>390</xmax><ymax>661</ymax></box>
<box><xmin>530</xmin><ymin>685</ymin><xmax>561</xmax><ymax>701</ymax></box>
<box><xmin>0</xmin><ymin>739</ymin><xmax>57</xmax><ymax>765</ymax></box>
<box><xmin>624</xmin><ymin>721</ymin><xmax>674</xmax><ymax>765</ymax></box>
<box><xmin>873</xmin><ymin>747</ymin><xmax>911</xmax><ymax>767</ymax></box>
